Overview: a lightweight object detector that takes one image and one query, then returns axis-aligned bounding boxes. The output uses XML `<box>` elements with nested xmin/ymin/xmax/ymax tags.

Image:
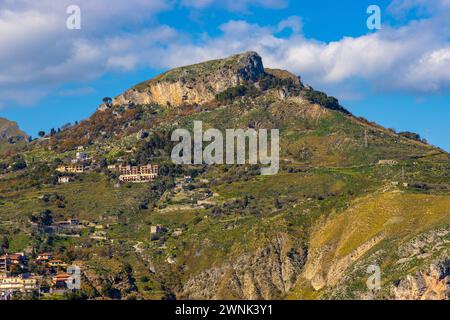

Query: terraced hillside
<box><xmin>0</xmin><ymin>52</ymin><xmax>448</xmax><ymax>300</ymax></box>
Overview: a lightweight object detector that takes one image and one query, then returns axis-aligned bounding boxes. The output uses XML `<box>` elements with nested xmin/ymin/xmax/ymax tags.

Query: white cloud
<box><xmin>151</xmin><ymin>16</ymin><xmax>450</xmax><ymax>95</ymax></box>
<box><xmin>180</xmin><ymin>0</ymin><xmax>288</xmax><ymax>11</ymax></box>
<box><xmin>0</xmin><ymin>0</ymin><xmax>449</xmax><ymax>109</ymax></box>
<box><xmin>0</xmin><ymin>0</ymin><xmax>173</xmax><ymax>106</ymax></box>
<box><xmin>277</xmin><ymin>16</ymin><xmax>303</xmax><ymax>34</ymax></box>
<box><xmin>388</xmin><ymin>0</ymin><xmax>450</xmax><ymax>16</ymax></box>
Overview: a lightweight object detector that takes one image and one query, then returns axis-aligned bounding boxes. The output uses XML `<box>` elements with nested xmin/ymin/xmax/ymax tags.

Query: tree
<box><xmin>102</xmin><ymin>97</ymin><xmax>113</xmax><ymax>106</ymax></box>
<box><xmin>50</xmin><ymin>128</ymin><xmax>56</xmax><ymax>136</ymax></box>
<box><xmin>1</xmin><ymin>235</ymin><xmax>9</xmax><ymax>251</ymax></box>
<box><xmin>36</xmin><ymin>209</ymin><xmax>53</xmax><ymax>226</ymax></box>
<box><xmin>274</xmin><ymin>199</ymin><xmax>282</xmax><ymax>210</ymax></box>
<box><xmin>99</xmin><ymin>158</ymin><xmax>108</xmax><ymax>168</ymax></box>
<box><xmin>38</xmin><ymin>131</ymin><xmax>46</xmax><ymax>138</ymax></box>
<box><xmin>11</xmin><ymin>158</ymin><xmax>27</xmax><ymax>171</ymax></box>
<box><xmin>242</xmin><ymin>195</ymin><xmax>249</xmax><ymax>208</ymax></box>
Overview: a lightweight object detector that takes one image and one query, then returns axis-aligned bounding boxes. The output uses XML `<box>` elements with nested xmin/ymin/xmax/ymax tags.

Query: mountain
<box><xmin>0</xmin><ymin>52</ymin><xmax>448</xmax><ymax>300</ymax></box>
<box><xmin>0</xmin><ymin>117</ymin><xmax>28</xmax><ymax>154</ymax></box>
<box><xmin>0</xmin><ymin>117</ymin><xmax>28</xmax><ymax>142</ymax></box>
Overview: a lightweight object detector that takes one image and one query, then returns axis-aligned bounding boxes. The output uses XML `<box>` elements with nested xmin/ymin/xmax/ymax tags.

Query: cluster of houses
<box><xmin>54</xmin><ymin>147</ymin><xmax>160</xmax><ymax>184</ymax></box>
<box><xmin>0</xmin><ymin>252</ymin><xmax>76</xmax><ymax>299</ymax></box>
<box><xmin>56</xmin><ymin>150</ymin><xmax>90</xmax><ymax>183</ymax></box>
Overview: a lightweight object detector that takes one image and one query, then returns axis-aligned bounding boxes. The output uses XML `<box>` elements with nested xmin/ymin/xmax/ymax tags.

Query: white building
<box><xmin>76</xmin><ymin>152</ymin><xmax>88</xmax><ymax>161</ymax></box>
<box><xmin>58</xmin><ymin>176</ymin><xmax>70</xmax><ymax>184</ymax></box>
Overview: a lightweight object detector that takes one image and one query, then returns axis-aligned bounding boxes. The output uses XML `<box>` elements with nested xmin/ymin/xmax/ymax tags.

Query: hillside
<box><xmin>0</xmin><ymin>52</ymin><xmax>448</xmax><ymax>300</ymax></box>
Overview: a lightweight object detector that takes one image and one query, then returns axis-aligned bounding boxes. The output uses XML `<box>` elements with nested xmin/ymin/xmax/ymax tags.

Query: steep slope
<box><xmin>0</xmin><ymin>52</ymin><xmax>448</xmax><ymax>300</ymax></box>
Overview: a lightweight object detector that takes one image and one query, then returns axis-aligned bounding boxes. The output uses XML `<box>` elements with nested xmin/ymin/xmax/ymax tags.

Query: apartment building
<box><xmin>116</xmin><ymin>164</ymin><xmax>159</xmax><ymax>183</ymax></box>
<box><xmin>0</xmin><ymin>274</ymin><xmax>38</xmax><ymax>292</ymax></box>
<box><xmin>56</xmin><ymin>165</ymin><xmax>87</xmax><ymax>173</ymax></box>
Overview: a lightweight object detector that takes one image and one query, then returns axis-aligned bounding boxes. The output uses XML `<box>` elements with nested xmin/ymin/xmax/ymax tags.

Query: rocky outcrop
<box><xmin>390</xmin><ymin>259</ymin><xmax>449</xmax><ymax>300</ymax></box>
<box><xmin>180</xmin><ymin>235</ymin><xmax>307</xmax><ymax>299</ymax></box>
<box><xmin>304</xmin><ymin>235</ymin><xmax>384</xmax><ymax>291</ymax></box>
<box><xmin>113</xmin><ymin>52</ymin><xmax>266</xmax><ymax>107</ymax></box>
<box><xmin>81</xmin><ymin>264</ymin><xmax>139</xmax><ymax>300</ymax></box>
<box><xmin>0</xmin><ymin>117</ymin><xmax>28</xmax><ymax>142</ymax></box>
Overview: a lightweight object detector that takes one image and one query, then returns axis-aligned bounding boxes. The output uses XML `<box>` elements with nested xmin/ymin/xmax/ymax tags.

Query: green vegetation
<box><xmin>0</xmin><ymin>53</ymin><xmax>448</xmax><ymax>300</ymax></box>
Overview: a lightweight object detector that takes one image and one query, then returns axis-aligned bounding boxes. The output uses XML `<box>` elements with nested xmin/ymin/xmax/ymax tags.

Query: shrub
<box><xmin>303</xmin><ymin>89</ymin><xmax>350</xmax><ymax>114</ymax></box>
<box><xmin>216</xmin><ymin>84</ymin><xmax>259</xmax><ymax>103</ymax></box>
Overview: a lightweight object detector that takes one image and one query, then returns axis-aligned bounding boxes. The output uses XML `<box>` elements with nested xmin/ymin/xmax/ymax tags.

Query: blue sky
<box><xmin>0</xmin><ymin>0</ymin><xmax>449</xmax><ymax>151</ymax></box>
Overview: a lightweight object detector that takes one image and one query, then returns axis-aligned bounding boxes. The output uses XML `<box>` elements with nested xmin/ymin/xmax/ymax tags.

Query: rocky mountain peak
<box><xmin>0</xmin><ymin>117</ymin><xmax>28</xmax><ymax>142</ymax></box>
<box><xmin>112</xmin><ymin>51</ymin><xmax>268</xmax><ymax>108</ymax></box>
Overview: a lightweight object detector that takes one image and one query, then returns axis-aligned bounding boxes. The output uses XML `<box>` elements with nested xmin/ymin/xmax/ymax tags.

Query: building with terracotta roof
<box><xmin>36</xmin><ymin>253</ymin><xmax>53</xmax><ymax>263</ymax></box>
<box><xmin>52</xmin><ymin>273</ymin><xmax>71</xmax><ymax>289</ymax></box>
<box><xmin>47</xmin><ymin>260</ymin><xmax>67</xmax><ymax>268</ymax></box>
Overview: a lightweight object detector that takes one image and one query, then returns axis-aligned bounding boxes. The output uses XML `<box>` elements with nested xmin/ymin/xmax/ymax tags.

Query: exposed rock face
<box><xmin>113</xmin><ymin>52</ymin><xmax>266</xmax><ymax>107</ymax></box>
<box><xmin>391</xmin><ymin>260</ymin><xmax>449</xmax><ymax>300</ymax></box>
<box><xmin>304</xmin><ymin>235</ymin><xmax>384</xmax><ymax>291</ymax></box>
<box><xmin>180</xmin><ymin>235</ymin><xmax>307</xmax><ymax>299</ymax></box>
<box><xmin>81</xmin><ymin>265</ymin><xmax>139</xmax><ymax>300</ymax></box>
<box><xmin>0</xmin><ymin>117</ymin><xmax>28</xmax><ymax>142</ymax></box>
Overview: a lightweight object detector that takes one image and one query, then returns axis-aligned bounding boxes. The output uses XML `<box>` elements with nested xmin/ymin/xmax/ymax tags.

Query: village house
<box><xmin>42</xmin><ymin>219</ymin><xmax>82</xmax><ymax>235</ymax></box>
<box><xmin>56</xmin><ymin>165</ymin><xmax>87</xmax><ymax>173</ymax></box>
<box><xmin>71</xmin><ymin>152</ymin><xmax>90</xmax><ymax>164</ymax></box>
<box><xmin>150</xmin><ymin>224</ymin><xmax>166</xmax><ymax>234</ymax></box>
<box><xmin>36</xmin><ymin>253</ymin><xmax>53</xmax><ymax>263</ymax></box>
<box><xmin>0</xmin><ymin>253</ymin><xmax>27</xmax><ymax>272</ymax></box>
<box><xmin>52</xmin><ymin>273</ymin><xmax>72</xmax><ymax>291</ymax></box>
<box><xmin>58</xmin><ymin>176</ymin><xmax>70</xmax><ymax>184</ymax></box>
<box><xmin>0</xmin><ymin>255</ymin><xmax>8</xmax><ymax>273</ymax></box>
<box><xmin>0</xmin><ymin>274</ymin><xmax>38</xmax><ymax>293</ymax></box>
<box><xmin>47</xmin><ymin>260</ymin><xmax>67</xmax><ymax>268</ymax></box>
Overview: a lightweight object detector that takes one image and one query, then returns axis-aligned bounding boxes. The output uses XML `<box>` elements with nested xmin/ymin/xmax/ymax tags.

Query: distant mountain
<box><xmin>0</xmin><ymin>117</ymin><xmax>28</xmax><ymax>143</ymax></box>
